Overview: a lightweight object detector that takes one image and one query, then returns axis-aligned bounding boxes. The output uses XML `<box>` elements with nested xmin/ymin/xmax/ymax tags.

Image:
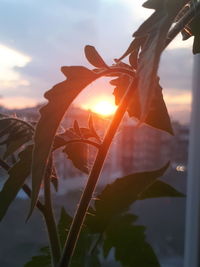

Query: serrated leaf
<box><xmin>30</xmin><ymin>66</ymin><xmax>98</xmax><ymax>216</ymax></box>
<box><xmin>87</xmin><ymin>163</ymin><xmax>169</xmax><ymax>233</ymax></box>
<box><xmin>3</xmin><ymin>134</ymin><xmax>31</xmax><ymax>159</ymax></box>
<box><xmin>111</xmin><ymin>75</ymin><xmax>173</xmax><ymax>134</ymax></box>
<box><xmin>133</xmin><ymin>2</ymin><xmax>184</xmax><ymax>121</ymax></box>
<box><xmin>142</xmin><ymin>0</ymin><xmax>162</xmax><ymax>10</ymax></box>
<box><xmin>58</xmin><ymin>208</ymin><xmax>101</xmax><ymax>267</ymax></box>
<box><xmin>58</xmin><ymin>207</ymin><xmax>72</xmax><ymax>248</ymax></box>
<box><xmin>63</xmin><ymin>142</ymin><xmax>89</xmax><ymax>174</ymax></box>
<box><xmin>0</xmin><ymin>145</ymin><xmax>32</xmax><ymax>221</ymax></box>
<box><xmin>103</xmin><ymin>214</ymin><xmax>160</xmax><ymax>267</ymax></box>
<box><xmin>139</xmin><ymin>180</ymin><xmax>185</xmax><ymax>199</ymax></box>
<box><xmin>84</xmin><ymin>45</ymin><xmax>108</xmax><ymax>69</ymax></box>
<box><xmin>24</xmin><ymin>247</ymin><xmax>51</xmax><ymax>267</ymax></box>
<box><xmin>55</xmin><ymin>128</ymin><xmax>90</xmax><ymax>173</ymax></box>
<box><xmin>0</xmin><ymin>118</ymin><xmax>33</xmax><ymax>158</ymax></box>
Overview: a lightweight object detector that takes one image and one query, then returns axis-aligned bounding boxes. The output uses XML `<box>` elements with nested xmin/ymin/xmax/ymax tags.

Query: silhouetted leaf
<box><xmin>24</xmin><ymin>247</ymin><xmax>51</xmax><ymax>267</ymax></box>
<box><xmin>103</xmin><ymin>214</ymin><xmax>160</xmax><ymax>267</ymax></box>
<box><xmin>116</xmin><ymin>38</ymin><xmax>142</xmax><ymax>63</ymax></box>
<box><xmin>133</xmin><ymin>1</ymin><xmax>184</xmax><ymax>121</ymax></box>
<box><xmin>63</xmin><ymin>143</ymin><xmax>89</xmax><ymax>174</ymax></box>
<box><xmin>0</xmin><ymin>118</ymin><xmax>33</xmax><ymax>158</ymax></box>
<box><xmin>3</xmin><ymin>133</ymin><xmax>31</xmax><ymax>159</ymax></box>
<box><xmin>88</xmin><ymin>114</ymin><xmax>101</xmax><ymax>142</ymax></box>
<box><xmin>85</xmin><ymin>45</ymin><xmax>108</xmax><ymax>69</ymax></box>
<box><xmin>139</xmin><ymin>180</ymin><xmax>185</xmax><ymax>199</ymax></box>
<box><xmin>0</xmin><ymin>145</ymin><xmax>32</xmax><ymax>221</ymax></box>
<box><xmin>30</xmin><ymin>66</ymin><xmax>99</xmax><ymax>215</ymax></box>
<box><xmin>111</xmin><ymin>75</ymin><xmax>173</xmax><ymax>134</ymax></box>
<box><xmin>55</xmin><ymin>128</ymin><xmax>90</xmax><ymax>173</ymax></box>
<box><xmin>87</xmin><ymin>163</ymin><xmax>169</xmax><ymax>232</ymax></box>
<box><xmin>58</xmin><ymin>208</ymin><xmax>101</xmax><ymax>267</ymax></box>
<box><xmin>73</xmin><ymin>120</ymin><xmax>82</xmax><ymax>137</ymax></box>
<box><xmin>58</xmin><ymin>207</ymin><xmax>72</xmax><ymax>247</ymax></box>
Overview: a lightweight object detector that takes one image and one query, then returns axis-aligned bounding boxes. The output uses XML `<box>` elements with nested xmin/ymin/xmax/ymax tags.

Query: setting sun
<box><xmin>82</xmin><ymin>98</ymin><xmax>117</xmax><ymax>116</ymax></box>
<box><xmin>92</xmin><ymin>100</ymin><xmax>117</xmax><ymax>116</ymax></box>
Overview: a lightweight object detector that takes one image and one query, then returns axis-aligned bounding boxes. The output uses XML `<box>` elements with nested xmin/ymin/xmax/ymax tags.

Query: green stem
<box><xmin>58</xmin><ymin>3</ymin><xmax>200</xmax><ymax>266</ymax></box>
<box><xmin>43</xmin><ymin>158</ymin><xmax>61</xmax><ymax>266</ymax></box>
<box><xmin>58</xmin><ymin>77</ymin><xmax>136</xmax><ymax>267</ymax></box>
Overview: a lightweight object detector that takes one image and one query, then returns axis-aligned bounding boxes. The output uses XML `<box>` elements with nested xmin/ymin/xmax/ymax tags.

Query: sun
<box><xmin>82</xmin><ymin>98</ymin><xmax>117</xmax><ymax>116</ymax></box>
<box><xmin>92</xmin><ymin>100</ymin><xmax>117</xmax><ymax>116</ymax></box>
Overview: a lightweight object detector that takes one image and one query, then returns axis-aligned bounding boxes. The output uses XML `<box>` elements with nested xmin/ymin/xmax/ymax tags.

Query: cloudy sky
<box><xmin>0</xmin><ymin>0</ymin><xmax>195</xmax><ymax>123</ymax></box>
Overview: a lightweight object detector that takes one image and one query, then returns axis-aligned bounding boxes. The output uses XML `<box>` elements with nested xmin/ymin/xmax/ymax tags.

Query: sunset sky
<box><xmin>0</xmin><ymin>0</ymin><xmax>194</xmax><ymax>123</ymax></box>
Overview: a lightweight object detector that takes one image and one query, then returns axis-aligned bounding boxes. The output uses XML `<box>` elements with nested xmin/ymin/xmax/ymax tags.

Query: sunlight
<box><xmin>82</xmin><ymin>98</ymin><xmax>117</xmax><ymax>116</ymax></box>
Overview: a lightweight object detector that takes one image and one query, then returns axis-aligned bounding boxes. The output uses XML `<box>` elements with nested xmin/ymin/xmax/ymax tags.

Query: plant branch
<box><xmin>58</xmin><ymin>74</ymin><xmax>137</xmax><ymax>266</ymax></box>
<box><xmin>0</xmin><ymin>158</ymin><xmax>44</xmax><ymax>213</ymax></box>
<box><xmin>58</xmin><ymin>3</ymin><xmax>200</xmax><ymax>266</ymax></box>
<box><xmin>43</xmin><ymin>157</ymin><xmax>61</xmax><ymax>266</ymax></box>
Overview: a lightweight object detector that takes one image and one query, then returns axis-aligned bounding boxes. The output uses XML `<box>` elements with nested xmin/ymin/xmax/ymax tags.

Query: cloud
<box><xmin>0</xmin><ymin>0</ymin><xmax>195</xmax><ymax>123</ymax></box>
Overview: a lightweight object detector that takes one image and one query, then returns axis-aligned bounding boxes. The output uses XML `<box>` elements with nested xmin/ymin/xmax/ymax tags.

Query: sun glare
<box><xmin>82</xmin><ymin>99</ymin><xmax>117</xmax><ymax>116</ymax></box>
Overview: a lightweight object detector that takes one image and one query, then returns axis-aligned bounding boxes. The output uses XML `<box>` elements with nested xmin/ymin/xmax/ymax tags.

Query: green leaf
<box><xmin>132</xmin><ymin>1</ymin><xmax>184</xmax><ymax>121</ymax></box>
<box><xmin>0</xmin><ymin>118</ymin><xmax>33</xmax><ymax>158</ymax></box>
<box><xmin>139</xmin><ymin>180</ymin><xmax>185</xmax><ymax>199</ymax></box>
<box><xmin>63</xmin><ymin>142</ymin><xmax>89</xmax><ymax>174</ymax></box>
<box><xmin>0</xmin><ymin>145</ymin><xmax>32</xmax><ymax>221</ymax></box>
<box><xmin>111</xmin><ymin>75</ymin><xmax>173</xmax><ymax>135</ymax></box>
<box><xmin>30</xmin><ymin>66</ymin><xmax>98</xmax><ymax>216</ymax></box>
<box><xmin>57</xmin><ymin>208</ymin><xmax>101</xmax><ymax>267</ymax></box>
<box><xmin>87</xmin><ymin>163</ymin><xmax>169</xmax><ymax>232</ymax></box>
<box><xmin>84</xmin><ymin>45</ymin><xmax>108</xmax><ymax>69</ymax></box>
<box><xmin>57</xmin><ymin>207</ymin><xmax>72</xmax><ymax>248</ymax></box>
<box><xmin>57</xmin><ymin>128</ymin><xmax>90</xmax><ymax>173</ymax></box>
<box><xmin>116</xmin><ymin>38</ymin><xmax>142</xmax><ymax>63</ymax></box>
<box><xmin>3</xmin><ymin>134</ymin><xmax>31</xmax><ymax>159</ymax></box>
<box><xmin>24</xmin><ymin>247</ymin><xmax>51</xmax><ymax>267</ymax></box>
<box><xmin>103</xmin><ymin>214</ymin><xmax>160</xmax><ymax>267</ymax></box>
<box><xmin>142</xmin><ymin>0</ymin><xmax>161</xmax><ymax>10</ymax></box>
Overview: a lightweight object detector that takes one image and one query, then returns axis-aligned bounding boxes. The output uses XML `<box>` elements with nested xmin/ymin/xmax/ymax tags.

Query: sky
<box><xmin>0</xmin><ymin>0</ymin><xmax>195</xmax><ymax>123</ymax></box>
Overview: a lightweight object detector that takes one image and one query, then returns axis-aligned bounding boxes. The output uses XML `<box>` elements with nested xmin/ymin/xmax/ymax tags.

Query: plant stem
<box><xmin>58</xmin><ymin>3</ymin><xmax>200</xmax><ymax>266</ymax></box>
<box><xmin>43</xmin><ymin>157</ymin><xmax>61</xmax><ymax>266</ymax></box>
<box><xmin>58</xmin><ymin>77</ymin><xmax>137</xmax><ymax>267</ymax></box>
<box><xmin>166</xmin><ymin>1</ymin><xmax>200</xmax><ymax>47</ymax></box>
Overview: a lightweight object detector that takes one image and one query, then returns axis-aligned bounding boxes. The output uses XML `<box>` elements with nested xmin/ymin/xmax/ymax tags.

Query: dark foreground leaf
<box><xmin>24</xmin><ymin>247</ymin><xmax>51</xmax><ymax>267</ymax></box>
<box><xmin>0</xmin><ymin>145</ymin><xmax>32</xmax><ymax>221</ymax></box>
<box><xmin>87</xmin><ymin>163</ymin><xmax>169</xmax><ymax>232</ymax></box>
<box><xmin>30</xmin><ymin>66</ymin><xmax>99</xmax><ymax>216</ymax></box>
<box><xmin>103</xmin><ymin>214</ymin><xmax>160</xmax><ymax>267</ymax></box>
<box><xmin>139</xmin><ymin>180</ymin><xmax>185</xmax><ymax>199</ymax></box>
<box><xmin>111</xmin><ymin>75</ymin><xmax>173</xmax><ymax>134</ymax></box>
